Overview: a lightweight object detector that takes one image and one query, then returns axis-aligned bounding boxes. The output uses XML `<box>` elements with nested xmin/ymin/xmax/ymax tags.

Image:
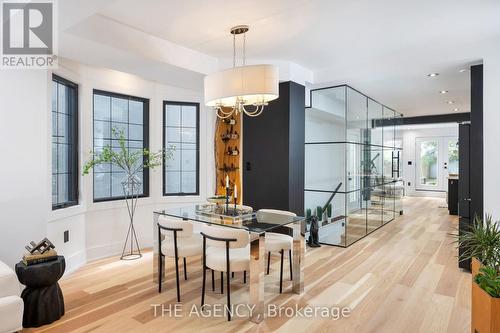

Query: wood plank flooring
<box><xmin>24</xmin><ymin>197</ymin><xmax>471</xmax><ymax>333</ymax></box>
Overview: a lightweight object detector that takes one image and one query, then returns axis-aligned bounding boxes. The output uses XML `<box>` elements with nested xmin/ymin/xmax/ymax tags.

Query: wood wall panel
<box><xmin>214</xmin><ymin>109</ymin><xmax>242</xmax><ymax>204</ymax></box>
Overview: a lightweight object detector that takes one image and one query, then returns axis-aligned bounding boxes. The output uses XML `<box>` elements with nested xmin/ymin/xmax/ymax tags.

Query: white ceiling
<box><xmin>60</xmin><ymin>0</ymin><xmax>500</xmax><ymax>116</ymax></box>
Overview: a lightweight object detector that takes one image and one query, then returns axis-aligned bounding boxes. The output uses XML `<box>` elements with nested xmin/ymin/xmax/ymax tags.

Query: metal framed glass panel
<box><xmin>92</xmin><ymin>90</ymin><xmax>149</xmax><ymax>202</ymax></box>
<box><xmin>163</xmin><ymin>101</ymin><xmax>200</xmax><ymax>196</ymax></box>
<box><xmin>52</xmin><ymin>75</ymin><xmax>78</xmax><ymax>210</ymax></box>
<box><xmin>305</xmin><ymin>84</ymin><xmax>403</xmax><ymax>247</ymax></box>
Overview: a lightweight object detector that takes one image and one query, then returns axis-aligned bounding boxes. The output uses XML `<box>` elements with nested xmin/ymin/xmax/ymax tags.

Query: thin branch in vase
<box><xmin>82</xmin><ymin>126</ymin><xmax>175</xmax><ymax>260</ymax></box>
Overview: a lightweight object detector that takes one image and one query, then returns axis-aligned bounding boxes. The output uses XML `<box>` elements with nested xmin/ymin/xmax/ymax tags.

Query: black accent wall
<box><xmin>470</xmin><ymin>64</ymin><xmax>483</xmax><ymax>220</ymax></box>
<box><xmin>243</xmin><ymin>81</ymin><xmax>305</xmax><ymax>215</ymax></box>
<box><xmin>458</xmin><ymin>123</ymin><xmax>471</xmax><ymax>270</ymax></box>
<box><xmin>457</xmin><ymin>64</ymin><xmax>483</xmax><ymax>271</ymax></box>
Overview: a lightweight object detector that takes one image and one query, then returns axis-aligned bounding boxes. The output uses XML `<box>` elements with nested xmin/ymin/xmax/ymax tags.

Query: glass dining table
<box><xmin>153</xmin><ymin>204</ymin><xmax>306</xmax><ymax>323</ymax></box>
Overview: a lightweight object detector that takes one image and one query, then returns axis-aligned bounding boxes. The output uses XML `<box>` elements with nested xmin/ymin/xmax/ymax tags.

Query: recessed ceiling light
<box><xmin>453</xmin><ymin>108</ymin><xmax>460</xmax><ymax>112</ymax></box>
<box><xmin>440</xmin><ymin>90</ymin><xmax>448</xmax><ymax>94</ymax></box>
<box><xmin>459</xmin><ymin>69</ymin><xmax>468</xmax><ymax>73</ymax></box>
<box><xmin>428</xmin><ymin>73</ymin><xmax>439</xmax><ymax>77</ymax></box>
<box><xmin>447</xmin><ymin>101</ymin><xmax>455</xmax><ymax>104</ymax></box>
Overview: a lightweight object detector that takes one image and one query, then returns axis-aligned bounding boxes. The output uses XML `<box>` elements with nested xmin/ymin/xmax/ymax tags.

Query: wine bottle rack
<box><xmin>214</xmin><ymin>109</ymin><xmax>242</xmax><ymax>204</ymax></box>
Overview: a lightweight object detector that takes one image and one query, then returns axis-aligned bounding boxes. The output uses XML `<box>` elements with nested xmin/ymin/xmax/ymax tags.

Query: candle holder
<box><xmin>234</xmin><ymin>196</ymin><xmax>237</xmax><ymax>215</ymax></box>
<box><xmin>225</xmin><ymin>186</ymin><xmax>230</xmax><ymax>214</ymax></box>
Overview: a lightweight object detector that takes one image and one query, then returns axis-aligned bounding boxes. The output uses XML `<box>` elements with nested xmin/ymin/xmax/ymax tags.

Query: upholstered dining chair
<box><xmin>200</xmin><ymin>225</ymin><xmax>250</xmax><ymax>321</ymax></box>
<box><xmin>157</xmin><ymin>216</ymin><xmax>203</xmax><ymax>302</ymax></box>
<box><xmin>257</xmin><ymin>209</ymin><xmax>296</xmax><ymax>293</ymax></box>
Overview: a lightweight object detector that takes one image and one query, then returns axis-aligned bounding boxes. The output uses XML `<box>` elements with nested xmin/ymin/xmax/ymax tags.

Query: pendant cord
<box><xmin>233</xmin><ymin>32</ymin><xmax>236</xmax><ymax>68</ymax></box>
<box><xmin>243</xmin><ymin>31</ymin><xmax>246</xmax><ymax>66</ymax></box>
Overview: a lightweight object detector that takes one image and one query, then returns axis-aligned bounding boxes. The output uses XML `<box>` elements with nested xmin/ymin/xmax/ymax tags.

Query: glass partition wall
<box><xmin>305</xmin><ymin>85</ymin><xmax>403</xmax><ymax>247</ymax></box>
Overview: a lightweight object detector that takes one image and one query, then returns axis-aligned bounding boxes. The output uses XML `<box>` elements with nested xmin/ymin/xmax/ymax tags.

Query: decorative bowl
<box><xmin>207</xmin><ymin>196</ymin><xmax>227</xmax><ymax>205</ymax></box>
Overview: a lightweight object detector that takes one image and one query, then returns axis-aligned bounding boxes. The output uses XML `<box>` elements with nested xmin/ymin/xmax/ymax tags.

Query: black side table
<box><xmin>15</xmin><ymin>256</ymin><xmax>65</xmax><ymax>328</ymax></box>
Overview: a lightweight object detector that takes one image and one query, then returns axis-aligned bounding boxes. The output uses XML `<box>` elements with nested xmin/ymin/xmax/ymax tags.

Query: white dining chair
<box><xmin>257</xmin><ymin>209</ymin><xmax>296</xmax><ymax>293</ymax></box>
<box><xmin>200</xmin><ymin>225</ymin><xmax>250</xmax><ymax>321</ymax></box>
<box><xmin>157</xmin><ymin>216</ymin><xmax>203</xmax><ymax>302</ymax></box>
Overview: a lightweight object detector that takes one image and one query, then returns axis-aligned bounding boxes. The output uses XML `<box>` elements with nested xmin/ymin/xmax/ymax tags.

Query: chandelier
<box><xmin>204</xmin><ymin>25</ymin><xmax>279</xmax><ymax>119</ymax></box>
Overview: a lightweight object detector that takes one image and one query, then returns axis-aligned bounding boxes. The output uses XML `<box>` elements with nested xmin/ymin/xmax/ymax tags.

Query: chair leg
<box><xmin>201</xmin><ymin>267</ymin><xmax>206</xmax><ymax>306</ymax></box>
<box><xmin>267</xmin><ymin>251</ymin><xmax>271</xmax><ymax>275</ymax></box>
<box><xmin>211</xmin><ymin>269</ymin><xmax>215</xmax><ymax>291</ymax></box>
<box><xmin>289</xmin><ymin>249</ymin><xmax>293</xmax><ymax>281</ymax></box>
<box><xmin>225</xmin><ymin>243</ymin><xmax>231</xmax><ymax>321</ymax></box>
<box><xmin>221</xmin><ymin>272</ymin><xmax>224</xmax><ymax>294</ymax></box>
<box><xmin>175</xmin><ymin>256</ymin><xmax>181</xmax><ymax>302</ymax></box>
<box><xmin>232</xmin><ymin>272</ymin><xmax>235</xmax><ymax>278</ymax></box>
<box><xmin>158</xmin><ymin>254</ymin><xmax>162</xmax><ymax>293</ymax></box>
<box><xmin>226</xmin><ymin>269</ymin><xmax>231</xmax><ymax>321</ymax></box>
<box><xmin>202</xmin><ymin>236</ymin><xmax>206</xmax><ymax>307</ymax></box>
<box><xmin>280</xmin><ymin>249</ymin><xmax>284</xmax><ymax>294</ymax></box>
<box><xmin>183</xmin><ymin>257</ymin><xmax>187</xmax><ymax>281</ymax></box>
<box><xmin>243</xmin><ymin>270</ymin><xmax>246</xmax><ymax>284</ymax></box>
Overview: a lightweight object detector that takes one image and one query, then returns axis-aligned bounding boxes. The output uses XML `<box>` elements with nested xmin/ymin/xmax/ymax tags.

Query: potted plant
<box><xmin>306</xmin><ymin>208</ymin><xmax>312</xmax><ymax>220</ymax></box>
<box><xmin>83</xmin><ymin>128</ymin><xmax>174</xmax><ymax>260</ymax></box>
<box><xmin>316</xmin><ymin>206</ymin><xmax>323</xmax><ymax>226</ymax></box>
<box><xmin>453</xmin><ymin>214</ymin><xmax>500</xmax><ymax>274</ymax></box>
<box><xmin>472</xmin><ymin>266</ymin><xmax>500</xmax><ymax>333</ymax></box>
<box><xmin>327</xmin><ymin>203</ymin><xmax>332</xmax><ymax>224</ymax></box>
<box><xmin>452</xmin><ymin>214</ymin><xmax>500</xmax><ymax>333</ymax></box>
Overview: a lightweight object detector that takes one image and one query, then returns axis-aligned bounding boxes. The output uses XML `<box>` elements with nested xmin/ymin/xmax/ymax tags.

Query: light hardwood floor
<box><xmin>25</xmin><ymin>197</ymin><xmax>471</xmax><ymax>333</ymax></box>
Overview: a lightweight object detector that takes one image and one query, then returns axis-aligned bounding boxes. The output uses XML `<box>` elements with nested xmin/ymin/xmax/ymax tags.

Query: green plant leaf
<box><xmin>449</xmin><ymin>214</ymin><xmax>500</xmax><ymax>271</ymax></box>
<box><xmin>82</xmin><ymin>127</ymin><xmax>176</xmax><ymax>177</ymax></box>
<box><xmin>474</xmin><ymin>266</ymin><xmax>500</xmax><ymax>298</ymax></box>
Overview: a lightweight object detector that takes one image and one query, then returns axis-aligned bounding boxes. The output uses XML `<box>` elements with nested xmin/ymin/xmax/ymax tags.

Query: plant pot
<box><xmin>471</xmin><ymin>281</ymin><xmax>500</xmax><ymax>333</ymax></box>
<box><xmin>471</xmin><ymin>257</ymin><xmax>482</xmax><ymax>277</ymax></box>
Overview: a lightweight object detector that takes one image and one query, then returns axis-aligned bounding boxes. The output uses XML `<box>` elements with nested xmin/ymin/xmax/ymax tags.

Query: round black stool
<box><xmin>15</xmin><ymin>256</ymin><xmax>65</xmax><ymax>328</ymax></box>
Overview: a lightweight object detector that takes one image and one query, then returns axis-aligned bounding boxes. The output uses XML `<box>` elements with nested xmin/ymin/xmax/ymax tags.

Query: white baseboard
<box><xmin>86</xmin><ymin>241</ymin><xmax>125</xmax><ymax>262</ymax></box>
<box><xmin>63</xmin><ymin>249</ymin><xmax>87</xmax><ymax>276</ymax></box>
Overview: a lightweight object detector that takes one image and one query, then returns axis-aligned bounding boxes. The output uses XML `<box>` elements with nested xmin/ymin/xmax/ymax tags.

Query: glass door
<box><xmin>416</xmin><ymin>138</ymin><xmax>441</xmax><ymax>191</ymax></box>
<box><xmin>416</xmin><ymin>137</ymin><xmax>458</xmax><ymax>191</ymax></box>
<box><xmin>446</xmin><ymin>137</ymin><xmax>459</xmax><ymax>176</ymax></box>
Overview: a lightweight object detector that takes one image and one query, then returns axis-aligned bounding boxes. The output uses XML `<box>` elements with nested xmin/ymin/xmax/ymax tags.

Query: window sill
<box><xmin>48</xmin><ymin>203</ymin><xmax>86</xmax><ymax>223</ymax></box>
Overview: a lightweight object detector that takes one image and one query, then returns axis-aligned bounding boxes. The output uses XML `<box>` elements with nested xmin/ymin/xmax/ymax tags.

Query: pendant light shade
<box><xmin>204</xmin><ymin>64</ymin><xmax>279</xmax><ymax>107</ymax></box>
<box><xmin>204</xmin><ymin>25</ymin><xmax>280</xmax><ymax>118</ymax></box>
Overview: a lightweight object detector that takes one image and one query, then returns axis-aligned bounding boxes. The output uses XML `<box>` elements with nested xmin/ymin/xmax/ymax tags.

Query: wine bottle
<box><xmin>222</xmin><ymin>118</ymin><xmax>236</xmax><ymax>125</ymax></box>
<box><xmin>231</xmin><ymin>146</ymin><xmax>239</xmax><ymax>156</ymax></box>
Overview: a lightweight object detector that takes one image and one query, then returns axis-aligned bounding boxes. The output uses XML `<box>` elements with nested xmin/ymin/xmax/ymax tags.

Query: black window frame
<box><xmin>92</xmin><ymin>89</ymin><xmax>150</xmax><ymax>203</ymax></box>
<box><xmin>163</xmin><ymin>101</ymin><xmax>200</xmax><ymax>196</ymax></box>
<box><xmin>52</xmin><ymin>74</ymin><xmax>79</xmax><ymax>210</ymax></box>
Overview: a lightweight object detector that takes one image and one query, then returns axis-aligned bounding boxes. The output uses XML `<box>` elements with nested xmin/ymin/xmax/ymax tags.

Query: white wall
<box><xmin>397</xmin><ymin>125</ymin><xmax>459</xmax><ymax>198</ymax></box>
<box><xmin>0</xmin><ymin>71</ymin><xmax>50</xmax><ymax>268</ymax></box>
<box><xmin>0</xmin><ymin>58</ymin><xmax>216</xmax><ymax>272</ymax></box>
<box><xmin>483</xmin><ymin>45</ymin><xmax>500</xmax><ymax>220</ymax></box>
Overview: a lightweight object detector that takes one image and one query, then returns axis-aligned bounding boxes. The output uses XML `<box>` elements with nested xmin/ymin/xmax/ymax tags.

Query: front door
<box><xmin>416</xmin><ymin>136</ymin><xmax>458</xmax><ymax>192</ymax></box>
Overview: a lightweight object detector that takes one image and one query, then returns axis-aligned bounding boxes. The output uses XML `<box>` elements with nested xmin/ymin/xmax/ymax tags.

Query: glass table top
<box><xmin>154</xmin><ymin>204</ymin><xmax>305</xmax><ymax>233</ymax></box>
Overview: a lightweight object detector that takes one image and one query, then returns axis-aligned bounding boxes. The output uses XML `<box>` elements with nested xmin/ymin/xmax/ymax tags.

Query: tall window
<box><xmin>52</xmin><ymin>75</ymin><xmax>79</xmax><ymax>210</ymax></box>
<box><xmin>93</xmin><ymin>90</ymin><xmax>149</xmax><ymax>202</ymax></box>
<box><xmin>163</xmin><ymin>101</ymin><xmax>199</xmax><ymax>196</ymax></box>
